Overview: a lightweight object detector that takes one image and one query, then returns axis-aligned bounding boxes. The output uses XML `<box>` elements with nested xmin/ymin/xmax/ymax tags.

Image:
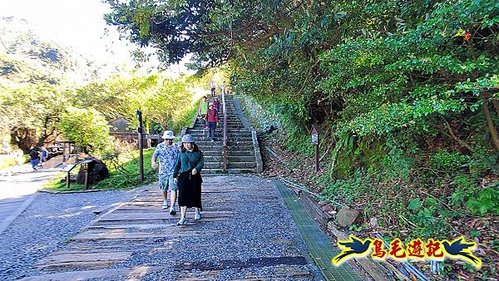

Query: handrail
<box><xmin>222</xmin><ymin>86</ymin><xmax>228</xmax><ymax>171</ymax></box>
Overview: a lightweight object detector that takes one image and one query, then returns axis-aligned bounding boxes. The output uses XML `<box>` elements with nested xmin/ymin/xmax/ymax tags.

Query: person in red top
<box><xmin>212</xmin><ymin>97</ymin><xmax>221</xmax><ymax>114</ymax></box>
<box><xmin>206</xmin><ymin>103</ymin><xmax>218</xmax><ymax>141</ymax></box>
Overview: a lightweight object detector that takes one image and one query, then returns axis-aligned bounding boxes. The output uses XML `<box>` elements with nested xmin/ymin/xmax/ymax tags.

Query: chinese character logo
<box><xmin>332</xmin><ymin>235</ymin><xmax>481</xmax><ymax>268</ymax></box>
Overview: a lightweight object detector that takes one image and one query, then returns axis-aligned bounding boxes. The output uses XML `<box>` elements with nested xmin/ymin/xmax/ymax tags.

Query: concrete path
<box><xmin>0</xmin><ymin>164</ymin><xmax>62</xmax><ymax>235</ymax></box>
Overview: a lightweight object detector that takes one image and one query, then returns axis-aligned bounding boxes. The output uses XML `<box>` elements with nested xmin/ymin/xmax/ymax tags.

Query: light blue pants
<box><xmin>159</xmin><ymin>173</ymin><xmax>177</xmax><ymax>191</ymax></box>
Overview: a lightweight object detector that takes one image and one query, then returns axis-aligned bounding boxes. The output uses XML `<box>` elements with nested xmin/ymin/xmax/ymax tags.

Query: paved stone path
<box><xmin>16</xmin><ymin>175</ymin><xmax>364</xmax><ymax>280</ymax></box>
<box><xmin>0</xmin><ymin>165</ymin><xmax>61</xmax><ymax>235</ymax></box>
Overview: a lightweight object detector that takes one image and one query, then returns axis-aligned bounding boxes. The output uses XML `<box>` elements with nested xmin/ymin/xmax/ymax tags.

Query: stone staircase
<box><xmin>186</xmin><ymin>95</ymin><xmax>259</xmax><ymax>174</ymax></box>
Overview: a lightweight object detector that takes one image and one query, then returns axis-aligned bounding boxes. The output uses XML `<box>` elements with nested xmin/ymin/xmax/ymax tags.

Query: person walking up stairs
<box><xmin>185</xmin><ymin>94</ymin><xmax>258</xmax><ymax>174</ymax></box>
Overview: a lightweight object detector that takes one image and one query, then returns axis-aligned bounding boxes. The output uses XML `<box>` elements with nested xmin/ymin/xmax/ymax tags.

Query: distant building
<box><xmin>110</xmin><ymin>117</ymin><xmax>132</xmax><ymax>132</ymax></box>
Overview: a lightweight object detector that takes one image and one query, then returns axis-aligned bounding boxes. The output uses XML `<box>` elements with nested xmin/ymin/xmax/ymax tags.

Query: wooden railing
<box><xmin>222</xmin><ymin>88</ymin><xmax>228</xmax><ymax>171</ymax></box>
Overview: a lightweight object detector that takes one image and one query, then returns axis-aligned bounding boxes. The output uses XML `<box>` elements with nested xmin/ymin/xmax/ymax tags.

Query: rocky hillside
<box><xmin>0</xmin><ymin>16</ymin><xmax>98</xmax><ymax>87</ymax></box>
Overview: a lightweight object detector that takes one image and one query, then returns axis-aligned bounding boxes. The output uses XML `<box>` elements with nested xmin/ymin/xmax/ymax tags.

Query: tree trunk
<box><xmin>10</xmin><ymin>127</ymin><xmax>37</xmax><ymax>154</ymax></box>
<box><xmin>442</xmin><ymin>119</ymin><xmax>474</xmax><ymax>152</ymax></box>
<box><xmin>483</xmin><ymin>102</ymin><xmax>499</xmax><ymax>151</ymax></box>
<box><xmin>492</xmin><ymin>99</ymin><xmax>499</xmax><ymax>117</ymax></box>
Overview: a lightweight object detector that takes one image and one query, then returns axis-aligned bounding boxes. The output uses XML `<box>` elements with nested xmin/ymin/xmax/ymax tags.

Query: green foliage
<box><xmin>239</xmin><ymin>94</ymin><xmax>313</xmax><ymax>155</ymax></box>
<box><xmin>94</xmin><ymin>148</ymin><xmax>156</xmax><ymax>189</ymax></box>
<box><xmin>379</xmin><ymin>140</ymin><xmax>414</xmax><ymax>180</ymax></box>
<box><xmin>173</xmin><ymin>99</ymin><xmax>200</xmax><ymax>132</ymax></box>
<box><xmin>0</xmin><ymin>155</ymin><xmax>23</xmax><ymax>170</ymax></box>
<box><xmin>75</xmin><ymin>74</ymin><xmax>194</xmax><ymax>134</ymax></box>
<box><xmin>104</xmin><ymin>0</ymin><xmax>219</xmax><ymax>66</ymax></box>
<box><xmin>405</xmin><ymin>196</ymin><xmax>453</xmax><ymax>238</ymax></box>
<box><xmin>466</xmin><ymin>187</ymin><xmax>499</xmax><ymax>215</ymax></box>
<box><xmin>46</xmin><ymin>148</ymin><xmax>156</xmax><ymax>191</ymax></box>
<box><xmin>0</xmin><ymin>82</ymin><xmax>77</xmax><ymax>151</ymax></box>
<box><xmin>407</xmin><ymin>198</ymin><xmax>422</xmax><ymax>211</ymax></box>
<box><xmin>321</xmin><ymin>170</ymin><xmax>372</xmax><ymax>205</ymax></box>
<box><xmin>450</xmin><ymin>174</ymin><xmax>478</xmax><ymax>207</ymax></box>
<box><xmin>58</xmin><ymin>107</ymin><xmax>111</xmax><ymax>153</ymax></box>
<box><xmin>429</xmin><ymin>150</ymin><xmax>470</xmax><ymax>171</ymax></box>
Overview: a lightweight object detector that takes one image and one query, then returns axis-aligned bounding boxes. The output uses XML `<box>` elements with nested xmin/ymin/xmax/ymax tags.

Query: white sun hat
<box><xmin>162</xmin><ymin>131</ymin><xmax>175</xmax><ymax>139</ymax></box>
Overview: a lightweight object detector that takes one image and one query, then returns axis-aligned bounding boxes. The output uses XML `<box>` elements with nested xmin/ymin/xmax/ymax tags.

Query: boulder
<box><xmin>336</xmin><ymin>207</ymin><xmax>360</xmax><ymax>227</ymax></box>
<box><xmin>76</xmin><ymin>158</ymin><xmax>109</xmax><ymax>185</ymax></box>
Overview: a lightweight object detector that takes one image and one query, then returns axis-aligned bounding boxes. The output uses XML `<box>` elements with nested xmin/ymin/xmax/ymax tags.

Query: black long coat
<box><xmin>177</xmin><ymin>171</ymin><xmax>202</xmax><ymax>209</ymax></box>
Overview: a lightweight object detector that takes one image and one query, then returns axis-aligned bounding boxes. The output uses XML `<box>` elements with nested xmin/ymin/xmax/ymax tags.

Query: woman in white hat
<box><xmin>152</xmin><ymin>130</ymin><xmax>179</xmax><ymax>215</ymax></box>
<box><xmin>173</xmin><ymin>134</ymin><xmax>204</xmax><ymax>225</ymax></box>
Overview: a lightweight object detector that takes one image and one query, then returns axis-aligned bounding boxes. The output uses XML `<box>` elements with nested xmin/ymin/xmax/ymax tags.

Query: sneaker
<box><xmin>161</xmin><ymin>201</ymin><xmax>168</xmax><ymax>209</ymax></box>
<box><xmin>194</xmin><ymin>210</ymin><xmax>202</xmax><ymax>220</ymax></box>
<box><xmin>169</xmin><ymin>206</ymin><xmax>176</xmax><ymax>216</ymax></box>
<box><xmin>177</xmin><ymin>217</ymin><xmax>187</xmax><ymax>225</ymax></box>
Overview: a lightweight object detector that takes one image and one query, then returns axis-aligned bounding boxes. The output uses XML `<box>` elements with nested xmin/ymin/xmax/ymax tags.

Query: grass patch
<box><xmin>0</xmin><ymin>154</ymin><xmax>27</xmax><ymax>170</ymax></box>
<box><xmin>45</xmin><ymin>149</ymin><xmax>157</xmax><ymax>192</ymax></box>
<box><xmin>176</xmin><ymin>100</ymin><xmax>200</xmax><ymax>129</ymax></box>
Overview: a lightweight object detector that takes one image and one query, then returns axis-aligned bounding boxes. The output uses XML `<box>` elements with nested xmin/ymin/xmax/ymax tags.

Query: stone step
<box><xmin>189</xmin><ymin>128</ymin><xmax>245</xmax><ymax>133</ymax></box>
<box><xmin>227</xmin><ymin>140</ymin><xmax>254</xmax><ymax>145</ymax></box>
<box><xmin>194</xmin><ymin>141</ymin><xmax>224</xmax><ymax>146</ymax></box>
<box><xmin>193</xmin><ymin>137</ymin><xmax>253</xmax><ymax>143</ymax></box>
<box><xmin>203</xmin><ymin>162</ymin><xmax>224</xmax><ymax>169</ymax></box>
<box><xmin>189</xmin><ymin>129</ymin><xmax>250</xmax><ymax>134</ymax></box>
<box><xmin>195</xmin><ymin>119</ymin><xmax>241</xmax><ymax>123</ymax></box>
<box><xmin>226</xmin><ymin>145</ymin><xmax>254</xmax><ymax>150</ymax></box>
<box><xmin>201</xmin><ymin>168</ymin><xmax>257</xmax><ymax>174</ymax></box>
<box><xmin>200</xmin><ymin>148</ymin><xmax>256</xmax><ymax>156</ymax></box>
<box><xmin>203</xmin><ymin>155</ymin><xmax>256</xmax><ymax>162</ymax></box>
<box><xmin>228</xmin><ymin>162</ymin><xmax>257</xmax><ymax>169</ymax></box>
<box><xmin>191</xmin><ymin>125</ymin><xmax>244</xmax><ymax>129</ymax></box>
<box><xmin>189</xmin><ymin>134</ymin><xmax>252</xmax><ymax>140</ymax></box>
<box><xmin>228</xmin><ymin>138</ymin><xmax>254</xmax><ymax>143</ymax></box>
<box><xmin>181</xmin><ymin>94</ymin><xmax>260</xmax><ymax>175</ymax></box>
<box><xmin>186</xmin><ymin>136</ymin><xmax>224</xmax><ymax>142</ymax></box>
<box><xmin>203</xmin><ymin>150</ymin><xmax>254</xmax><ymax>156</ymax></box>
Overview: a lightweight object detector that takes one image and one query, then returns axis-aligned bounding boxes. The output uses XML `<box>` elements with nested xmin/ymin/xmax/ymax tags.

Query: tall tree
<box><xmin>0</xmin><ymin>83</ymin><xmax>74</xmax><ymax>152</ymax></box>
<box><xmin>104</xmin><ymin>0</ymin><xmax>303</xmax><ymax>68</ymax></box>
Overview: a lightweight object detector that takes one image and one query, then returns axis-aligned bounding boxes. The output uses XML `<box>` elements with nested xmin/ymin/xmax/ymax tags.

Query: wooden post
<box><xmin>311</xmin><ymin>125</ymin><xmax>319</xmax><ymax>173</ymax></box>
<box><xmin>63</xmin><ymin>142</ymin><xmax>67</xmax><ymax>162</ymax></box>
<box><xmin>84</xmin><ymin>166</ymin><xmax>89</xmax><ymax>190</ymax></box>
<box><xmin>136</xmin><ymin>110</ymin><xmax>144</xmax><ymax>183</ymax></box>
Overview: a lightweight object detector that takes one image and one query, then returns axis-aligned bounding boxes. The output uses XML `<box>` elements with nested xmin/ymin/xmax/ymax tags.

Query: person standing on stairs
<box><xmin>210</xmin><ymin>81</ymin><xmax>217</xmax><ymax>97</ymax></box>
<box><xmin>173</xmin><ymin>134</ymin><xmax>204</xmax><ymax>226</ymax></box>
<box><xmin>207</xmin><ymin>103</ymin><xmax>219</xmax><ymax>141</ymax></box>
<box><xmin>198</xmin><ymin>96</ymin><xmax>209</xmax><ymax>137</ymax></box>
<box><xmin>212</xmin><ymin>97</ymin><xmax>221</xmax><ymax>114</ymax></box>
<box><xmin>199</xmin><ymin>96</ymin><xmax>209</xmax><ymax>124</ymax></box>
<box><xmin>151</xmin><ymin>130</ymin><xmax>179</xmax><ymax>215</ymax></box>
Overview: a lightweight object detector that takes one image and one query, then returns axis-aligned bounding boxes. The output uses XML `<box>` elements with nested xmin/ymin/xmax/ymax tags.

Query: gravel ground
<box><xmin>95</xmin><ymin>176</ymin><xmax>323</xmax><ymax>280</ymax></box>
<box><xmin>0</xmin><ymin>186</ymin><xmax>143</xmax><ymax>280</ymax></box>
<box><xmin>2</xmin><ymin>176</ymin><xmax>331</xmax><ymax>280</ymax></box>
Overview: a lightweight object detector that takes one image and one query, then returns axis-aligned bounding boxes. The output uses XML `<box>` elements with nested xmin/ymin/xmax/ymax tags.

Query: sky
<box><xmin>0</xmin><ymin>0</ymin><xmax>136</xmax><ymax>67</ymax></box>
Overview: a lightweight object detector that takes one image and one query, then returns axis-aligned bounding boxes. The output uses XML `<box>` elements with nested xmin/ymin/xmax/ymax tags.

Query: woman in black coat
<box><xmin>173</xmin><ymin>134</ymin><xmax>204</xmax><ymax>225</ymax></box>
